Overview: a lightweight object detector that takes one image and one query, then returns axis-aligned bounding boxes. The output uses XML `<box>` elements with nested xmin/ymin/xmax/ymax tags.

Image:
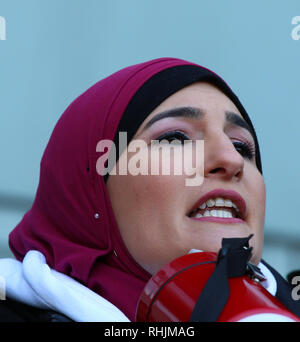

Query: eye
<box><xmin>155</xmin><ymin>130</ymin><xmax>190</xmax><ymax>144</ymax></box>
<box><xmin>232</xmin><ymin>140</ymin><xmax>255</xmax><ymax>160</ymax></box>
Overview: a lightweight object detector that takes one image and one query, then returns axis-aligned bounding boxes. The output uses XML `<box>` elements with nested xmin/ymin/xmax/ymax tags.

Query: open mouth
<box><xmin>187</xmin><ymin>189</ymin><xmax>246</xmax><ymax>221</ymax></box>
<box><xmin>188</xmin><ymin>198</ymin><xmax>240</xmax><ymax>219</ymax></box>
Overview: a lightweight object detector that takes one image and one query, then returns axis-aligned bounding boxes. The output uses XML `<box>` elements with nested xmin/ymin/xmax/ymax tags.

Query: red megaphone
<box><xmin>136</xmin><ymin>251</ymin><xmax>300</xmax><ymax>322</ymax></box>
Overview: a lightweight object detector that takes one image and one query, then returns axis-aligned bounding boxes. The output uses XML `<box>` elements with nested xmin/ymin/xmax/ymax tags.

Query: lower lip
<box><xmin>189</xmin><ymin>216</ymin><xmax>245</xmax><ymax>224</ymax></box>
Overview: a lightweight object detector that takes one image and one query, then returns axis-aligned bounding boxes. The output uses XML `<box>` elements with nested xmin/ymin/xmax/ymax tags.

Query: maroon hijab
<box><xmin>9</xmin><ymin>57</ymin><xmax>261</xmax><ymax>321</ymax></box>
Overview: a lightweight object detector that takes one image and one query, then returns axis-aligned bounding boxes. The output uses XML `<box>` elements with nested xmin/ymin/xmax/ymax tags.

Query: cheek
<box><xmin>246</xmin><ymin>168</ymin><xmax>266</xmax><ymax>263</ymax></box>
<box><xmin>245</xmin><ymin>164</ymin><xmax>266</xmax><ymax>215</ymax></box>
<box><xmin>107</xmin><ymin>172</ymin><xmax>188</xmax><ymax>274</ymax></box>
<box><xmin>108</xmin><ymin>171</ymin><xmax>183</xmax><ymax>238</ymax></box>
<box><xmin>130</xmin><ymin>174</ymin><xmax>184</xmax><ymax>218</ymax></box>
<box><xmin>252</xmin><ymin>173</ymin><xmax>266</xmax><ymax>219</ymax></box>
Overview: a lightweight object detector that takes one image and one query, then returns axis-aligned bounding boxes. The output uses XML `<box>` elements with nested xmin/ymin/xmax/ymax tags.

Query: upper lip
<box><xmin>188</xmin><ymin>188</ymin><xmax>247</xmax><ymax>220</ymax></box>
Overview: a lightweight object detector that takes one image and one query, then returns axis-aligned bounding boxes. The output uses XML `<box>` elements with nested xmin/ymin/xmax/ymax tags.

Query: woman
<box><xmin>0</xmin><ymin>57</ymin><xmax>298</xmax><ymax>322</ymax></box>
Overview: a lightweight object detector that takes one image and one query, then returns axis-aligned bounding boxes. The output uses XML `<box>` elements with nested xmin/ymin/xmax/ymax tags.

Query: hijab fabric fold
<box><xmin>9</xmin><ymin>57</ymin><xmax>261</xmax><ymax>321</ymax></box>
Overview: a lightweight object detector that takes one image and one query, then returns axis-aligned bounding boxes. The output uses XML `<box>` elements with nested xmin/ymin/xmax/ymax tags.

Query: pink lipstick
<box><xmin>188</xmin><ymin>188</ymin><xmax>247</xmax><ymax>224</ymax></box>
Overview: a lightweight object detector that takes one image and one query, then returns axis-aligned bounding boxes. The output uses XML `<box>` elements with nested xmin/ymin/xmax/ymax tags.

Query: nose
<box><xmin>204</xmin><ymin>132</ymin><xmax>244</xmax><ymax>181</ymax></box>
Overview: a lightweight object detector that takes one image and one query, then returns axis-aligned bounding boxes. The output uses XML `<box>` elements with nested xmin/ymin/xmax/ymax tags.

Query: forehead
<box><xmin>153</xmin><ymin>82</ymin><xmax>240</xmax><ymax>115</ymax></box>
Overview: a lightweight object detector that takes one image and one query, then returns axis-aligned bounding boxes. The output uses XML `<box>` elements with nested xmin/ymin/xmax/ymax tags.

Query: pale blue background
<box><xmin>0</xmin><ymin>0</ymin><xmax>299</xmax><ymax>276</ymax></box>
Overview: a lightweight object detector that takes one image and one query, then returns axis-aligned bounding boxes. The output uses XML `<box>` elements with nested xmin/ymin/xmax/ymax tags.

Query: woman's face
<box><xmin>106</xmin><ymin>82</ymin><xmax>266</xmax><ymax>275</ymax></box>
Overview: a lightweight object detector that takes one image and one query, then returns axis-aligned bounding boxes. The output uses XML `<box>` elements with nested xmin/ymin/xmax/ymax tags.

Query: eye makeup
<box><xmin>155</xmin><ymin>130</ymin><xmax>190</xmax><ymax>144</ymax></box>
<box><xmin>136</xmin><ymin>106</ymin><xmax>257</xmax><ymax>164</ymax></box>
<box><xmin>232</xmin><ymin>140</ymin><xmax>256</xmax><ymax>160</ymax></box>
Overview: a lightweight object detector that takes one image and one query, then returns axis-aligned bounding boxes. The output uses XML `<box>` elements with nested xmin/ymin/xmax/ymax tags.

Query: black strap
<box><xmin>189</xmin><ymin>235</ymin><xmax>253</xmax><ymax>322</ymax></box>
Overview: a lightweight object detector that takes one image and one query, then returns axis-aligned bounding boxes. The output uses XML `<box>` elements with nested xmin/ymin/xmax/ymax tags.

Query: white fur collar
<box><xmin>0</xmin><ymin>250</ymin><xmax>130</xmax><ymax>322</ymax></box>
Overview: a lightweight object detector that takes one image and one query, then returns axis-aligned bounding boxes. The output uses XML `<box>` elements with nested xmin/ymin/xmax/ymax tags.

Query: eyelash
<box><xmin>155</xmin><ymin>130</ymin><xmax>255</xmax><ymax>160</ymax></box>
<box><xmin>232</xmin><ymin>140</ymin><xmax>255</xmax><ymax>160</ymax></box>
<box><xmin>156</xmin><ymin>130</ymin><xmax>189</xmax><ymax>143</ymax></box>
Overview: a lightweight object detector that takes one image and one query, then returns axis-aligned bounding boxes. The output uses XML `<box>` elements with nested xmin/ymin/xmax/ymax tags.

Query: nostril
<box><xmin>235</xmin><ymin>169</ymin><xmax>243</xmax><ymax>179</ymax></box>
<box><xmin>210</xmin><ymin>167</ymin><xmax>224</xmax><ymax>174</ymax></box>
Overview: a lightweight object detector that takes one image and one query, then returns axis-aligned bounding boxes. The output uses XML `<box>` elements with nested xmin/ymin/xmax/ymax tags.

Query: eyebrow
<box><xmin>141</xmin><ymin>106</ymin><xmax>254</xmax><ymax>138</ymax></box>
<box><xmin>225</xmin><ymin>111</ymin><xmax>253</xmax><ymax>135</ymax></box>
<box><xmin>142</xmin><ymin>106</ymin><xmax>203</xmax><ymax>131</ymax></box>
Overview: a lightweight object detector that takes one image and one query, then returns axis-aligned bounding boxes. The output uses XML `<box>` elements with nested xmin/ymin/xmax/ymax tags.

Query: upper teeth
<box><xmin>201</xmin><ymin>197</ymin><xmax>238</xmax><ymax>210</ymax></box>
<box><xmin>190</xmin><ymin>197</ymin><xmax>239</xmax><ymax>218</ymax></box>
